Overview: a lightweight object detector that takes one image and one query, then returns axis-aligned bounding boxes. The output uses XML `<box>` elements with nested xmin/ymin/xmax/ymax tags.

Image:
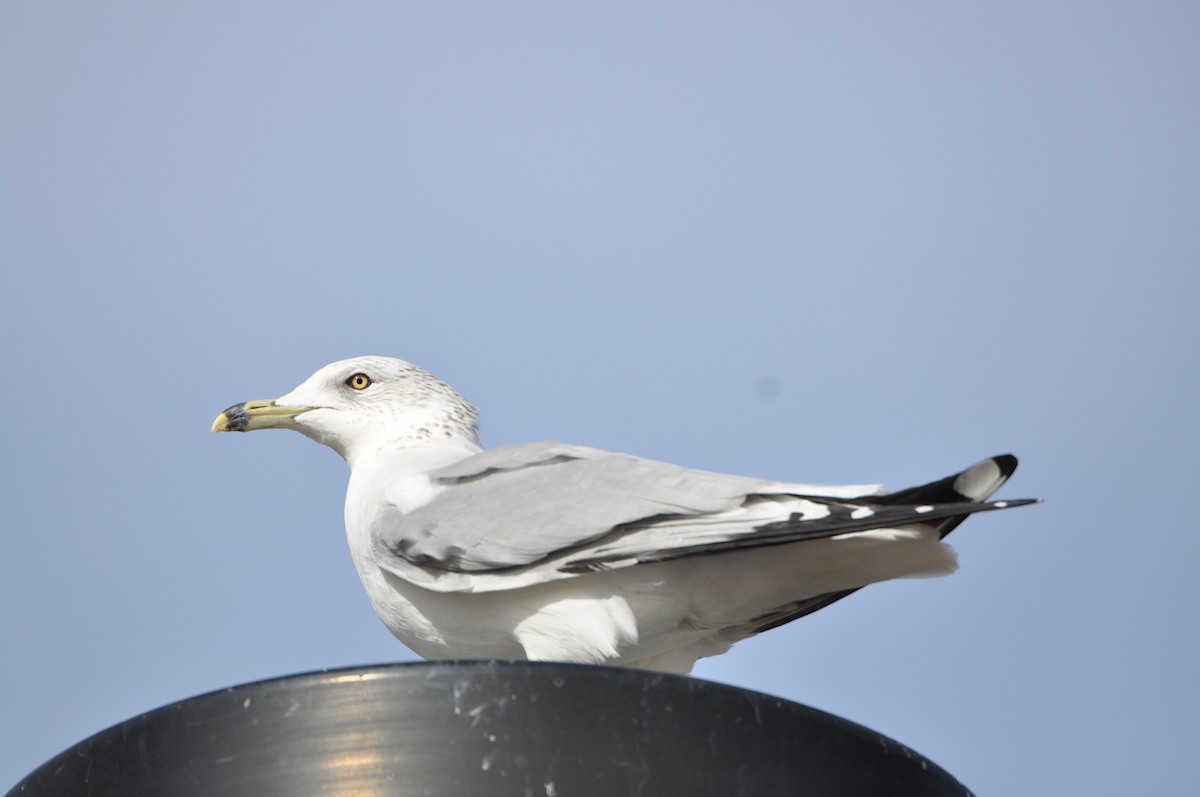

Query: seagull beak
<box><xmin>211</xmin><ymin>400</ymin><xmax>317</xmax><ymax>433</ymax></box>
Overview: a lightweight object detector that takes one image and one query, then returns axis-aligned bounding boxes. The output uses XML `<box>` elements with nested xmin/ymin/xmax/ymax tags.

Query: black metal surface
<box><xmin>9</xmin><ymin>661</ymin><xmax>973</xmax><ymax>796</ymax></box>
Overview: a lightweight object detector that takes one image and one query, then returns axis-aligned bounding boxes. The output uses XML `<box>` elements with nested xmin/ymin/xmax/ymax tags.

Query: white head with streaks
<box><xmin>215</xmin><ymin>356</ymin><xmax>481</xmax><ymax>466</ymax></box>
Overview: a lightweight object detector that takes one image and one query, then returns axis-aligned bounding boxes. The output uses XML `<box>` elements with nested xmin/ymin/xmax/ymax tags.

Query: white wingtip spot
<box><xmin>994</xmin><ymin>501</ymin><xmax>1008</xmax><ymax>508</ymax></box>
<box><xmin>850</xmin><ymin>507</ymin><xmax>875</xmax><ymax>520</ymax></box>
<box><xmin>953</xmin><ymin>459</ymin><xmax>1004</xmax><ymax>501</ymax></box>
<box><xmin>915</xmin><ymin>505</ymin><xmax>934</xmax><ymax>513</ymax></box>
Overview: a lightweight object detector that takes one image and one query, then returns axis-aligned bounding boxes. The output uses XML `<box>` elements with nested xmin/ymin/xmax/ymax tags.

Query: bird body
<box><xmin>214</xmin><ymin>356</ymin><xmax>1035</xmax><ymax>674</ymax></box>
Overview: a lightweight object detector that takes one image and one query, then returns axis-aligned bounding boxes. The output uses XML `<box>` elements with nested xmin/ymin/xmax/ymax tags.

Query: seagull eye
<box><xmin>346</xmin><ymin>373</ymin><xmax>372</xmax><ymax>391</ymax></box>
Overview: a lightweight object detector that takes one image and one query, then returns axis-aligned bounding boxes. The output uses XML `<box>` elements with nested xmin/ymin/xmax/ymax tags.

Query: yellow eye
<box><xmin>346</xmin><ymin>373</ymin><xmax>372</xmax><ymax>391</ymax></box>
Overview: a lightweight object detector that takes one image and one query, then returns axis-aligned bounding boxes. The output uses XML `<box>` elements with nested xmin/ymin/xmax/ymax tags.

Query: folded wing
<box><xmin>370</xmin><ymin>443</ymin><xmax>1033</xmax><ymax>593</ymax></box>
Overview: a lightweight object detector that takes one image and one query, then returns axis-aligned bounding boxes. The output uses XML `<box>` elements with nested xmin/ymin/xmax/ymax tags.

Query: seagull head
<box><xmin>212</xmin><ymin>356</ymin><xmax>481</xmax><ymax>465</ymax></box>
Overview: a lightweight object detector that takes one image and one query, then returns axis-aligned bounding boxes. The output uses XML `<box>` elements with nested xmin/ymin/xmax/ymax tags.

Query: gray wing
<box><xmin>369</xmin><ymin>443</ymin><xmax>1033</xmax><ymax>593</ymax></box>
<box><xmin>376</xmin><ymin>442</ymin><xmax>780</xmax><ymax>574</ymax></box>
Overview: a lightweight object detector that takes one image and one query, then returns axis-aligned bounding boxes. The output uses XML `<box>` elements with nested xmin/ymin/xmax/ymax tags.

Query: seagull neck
<box><xmin>345</xmin><ymin>440</ymin><xmax>479</xmax><ymax>521</ymax></box>
<box><xmin>348</xmin><ymin>440</ymin><xmax>480</xmax><ymax>487</ymax></box>
<box><xmin>351</xmin><ymin>437</ymin><xmax>478</xmax><ymax>471</ymax></box>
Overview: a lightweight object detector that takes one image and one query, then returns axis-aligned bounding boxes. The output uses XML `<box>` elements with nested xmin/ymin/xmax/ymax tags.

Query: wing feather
<box><xmin>370</xmin><ymin>446</ymin><xmax>1032</xmax><ymax>594</ymax></box>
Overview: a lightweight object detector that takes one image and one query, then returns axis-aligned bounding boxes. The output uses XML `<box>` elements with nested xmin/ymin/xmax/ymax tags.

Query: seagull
<box><xmin>213</xmin><ymin>356</ymin><xmax>1036</xmax><ymax>674</ymax></box>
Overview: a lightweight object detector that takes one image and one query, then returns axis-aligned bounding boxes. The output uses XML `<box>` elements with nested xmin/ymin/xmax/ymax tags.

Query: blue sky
<box><xmin>2</xmin><ymin>2</ymin><xmax>1197</xmax><ymax>793</ymax></box>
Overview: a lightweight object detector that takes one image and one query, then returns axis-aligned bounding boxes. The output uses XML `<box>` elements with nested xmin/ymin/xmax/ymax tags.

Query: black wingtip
<box><xmin>874</xmin><ymin>453</ymin><xmax>1022</xmax><ymax>511</ymax></box>
<box><xmin>993</xmin><ymin>454</ymin><xmax>1019</xmax><ymax>478</ymax></box>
